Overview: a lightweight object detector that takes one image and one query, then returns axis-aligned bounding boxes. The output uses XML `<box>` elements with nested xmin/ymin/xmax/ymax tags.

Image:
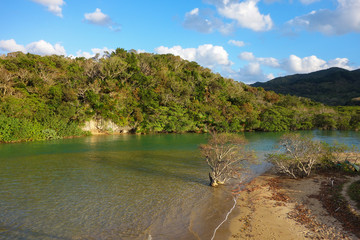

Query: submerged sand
<box><xmin>226</xmin><ymin>174</ymin><xmax>360</xmax><ymax>240</ymax></box>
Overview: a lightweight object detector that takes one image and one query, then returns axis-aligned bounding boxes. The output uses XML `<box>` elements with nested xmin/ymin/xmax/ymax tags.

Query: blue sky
<box><xmin>1</xmin><ymin>0</ymin><xmax>360</xmax><ymax>83</ymax></box>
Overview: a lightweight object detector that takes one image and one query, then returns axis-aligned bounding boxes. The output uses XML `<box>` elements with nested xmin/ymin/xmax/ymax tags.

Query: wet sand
<box><xmin>226</xmin><ymin>174</ymin><xmax>360</xmax><ymax>240</ymax></box>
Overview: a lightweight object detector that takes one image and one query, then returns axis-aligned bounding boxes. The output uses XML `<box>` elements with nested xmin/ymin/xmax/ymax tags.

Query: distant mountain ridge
<box><xmin>251</xmin><ymin>67</ymin><xmax>360</xmax><ymax>106</ymax></box>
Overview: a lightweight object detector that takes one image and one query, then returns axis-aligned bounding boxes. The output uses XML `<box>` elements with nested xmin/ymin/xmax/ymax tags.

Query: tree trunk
<box><xmin>209</xmin><ymin>172</ymin><xmax>225</xmax><ymax>187</ymax></box>
<box><xmin>209</xmin><ymin>172</ymin><xmax>217</xmax><ymax>187</ymax></box>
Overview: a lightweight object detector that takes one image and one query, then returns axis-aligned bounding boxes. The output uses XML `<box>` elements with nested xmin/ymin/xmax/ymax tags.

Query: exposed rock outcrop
<box><xmin>82</xmin><ymin>117</ymin><xmax>132</xmax><ymax>134</ymax></box>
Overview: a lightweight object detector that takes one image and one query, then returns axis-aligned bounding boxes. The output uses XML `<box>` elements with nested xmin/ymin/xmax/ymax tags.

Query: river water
<box><xmin>0</xmin><ymin>131</ymin><xmax>359</xmax><ymax>240</ymax></box>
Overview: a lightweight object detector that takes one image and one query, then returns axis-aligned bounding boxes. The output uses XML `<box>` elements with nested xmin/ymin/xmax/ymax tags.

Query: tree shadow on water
<box><xmin>87</xmin><ymin>151</ymin><xmax>210</xmax><ymax>186</ymax></box>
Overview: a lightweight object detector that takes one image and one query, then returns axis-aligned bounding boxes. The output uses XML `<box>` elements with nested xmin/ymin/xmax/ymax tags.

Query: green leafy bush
<box><xmin>347</xmin><ymin>180</ymin><xmax>360</xmax><ymax>209</ymax></box>
<box><xmin>1</xmin><ymin>50</ymin><xmax>360</xmax><ymax>143</ymax></box>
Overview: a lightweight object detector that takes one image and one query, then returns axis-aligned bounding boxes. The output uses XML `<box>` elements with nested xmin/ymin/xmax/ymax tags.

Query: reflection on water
<box><xmin>0</xmin><ymin>131</ymin><xmax>359</xmax><ymax>239</ymax></box>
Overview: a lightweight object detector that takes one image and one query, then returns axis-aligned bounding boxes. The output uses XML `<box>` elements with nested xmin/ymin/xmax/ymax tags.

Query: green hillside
<box><xmin>0</xmin><ymin>50</ymin><xmax>360</xmax><ymax>143</ymax></box>
<box><xmin>251</xmin><ymin>67</ymin><xmax>360</xmax><ymax>106</ymax></box>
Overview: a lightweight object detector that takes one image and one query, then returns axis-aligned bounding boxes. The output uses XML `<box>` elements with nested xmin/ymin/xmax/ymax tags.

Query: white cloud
<box><xmin>284</xmin><ymin>55</ymin><xmax>326</xmax><ymax>73</ymax></box>
<box><xmin>183</xmin><ymin>8</ymin><xmax>234</xmax><ymax>34</ymax></box>
<box><xmin>287</xmin><ymin>0</ymin><xmax>360</xmax><ymax>35</ymax></box>
<box><xmin>75</xmin><ymin>47</ymin><xmax>114</xmax><ymax>59</ymax></box>
<box><xmin>217</xmin><ymin>0</ymin><xmax>273</xmax><ymax>31</ymax></box>
<box><xmin>84</xmin><ymin>8</ymin><xmax>121</xmax><ymax>31</ymax></box>
<box><xmin>0</xmin><ymin>39</ymin><xmax>66</xmax><ymax>56</ymax></box>
<box><xmin>84</xmin><ymin>8</ymin><xmax>111</xmax><ymax>26</ymax></box>
<box><xmin>284</xmin><ymin>54</ymin><xmax>353</xmax><ymax>73</ymax></box>
<box><xmin>257</xmin><ymin>57</ymin><xmax>280</xmax><ymax>67</ymax></box>
<box><xmin>229</xmin><ymin>51</ymin><xmax>279</xmax><ymax>83</ymax></box>
<box><xmin>184</xmin><ymin>0</ymin><xmax>273</xmax><ymax>34</ymax></box>
<box><xmin>267</xmin><ymin>73</ymin><xmax>275</xmax><ymax>80</ymax></box>
<box><xmin>183</xmin><ymin>8</ymin><xmax>216</xmax><ymax>33</ymax></box>
<box><xmin>228</xmin><ymin>40</ymin><xmax>245</xmax><ymax>47</ymax></box>
<box><xmin>155</xmin><ymin>44</ymin><xmax>232</xmax><ymax>69</ymax></box>
<box><xmin>189</xmin><ymin>8</ymin><xmax>200</xmax><ymax>15</ymax></box>
<box><xmin>0</xmin><ymin>39</ymin><xmax>26</xmax><ymax>53</ymax></box>
<box><xmin>239</xmin><ymin>51</ymin><xmax>353</xmax><ymax>74</ymax></box>
<box><xmin>239</xmin><ymin>51</ymin><xmax>256</xmax><ymax>61</ymax></box>
<box><xmin>31</xmin><ymin>0</ymin><xmax>65</xmax><ymax>17</ymax></box>
<box><xmin>232</xmin><ymin>51</ymin><xmax>354</xmax><ymax>83</ymax></box>
<box><xmin>246</xmin><ymin>62</ymin><xmax>261</xmax><ymax>75</ymax></box>
<box><xmin>26</xmin><ymin>40</ymin><xmax>66</xmax><ymax>55</ymax></box>
<box><xmin>327</xmin><ymin>58</ymin><xmax>352</xmax><ymax>69</ymax></box>
<box><xmin>239</xmin><ymin>51</ymin><xmax>279</xmax><ymax>67</ymax></box>
<box><xmin>225</xmin><ymin>62</ymin><xmax>274</xmax><ymax>83</ymax></box>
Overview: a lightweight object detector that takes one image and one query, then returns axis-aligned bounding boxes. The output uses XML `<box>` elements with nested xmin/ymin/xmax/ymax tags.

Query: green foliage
<box><xmin>347</xmin><ymin>180</ymin><xmax>360</xmax><ymax>209</ymax></box>
<box><xmin>252</xmin><ymin>67</ymin><xmax>360</xmax><ymax>106</ymax></box>
<box><xmin>1</xmin><ymin>49</ymin><xmax>360</xmax><ymax>143</ymax></box>
<box><xmin>313</xmin><ymin>113</ymin><xmax>337</xmax><ymax>130</ymax></box>
<box><xmin>260</xmin><ymin>106</ymin><xmax>292</xmax><ymax>131</ymax></box>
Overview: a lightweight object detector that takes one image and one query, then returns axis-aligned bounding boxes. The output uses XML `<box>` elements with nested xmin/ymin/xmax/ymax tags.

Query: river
<box><xmin>0</xmin><ymin>131</ymin><xmax>359</xmax><ymax>239</ymax></box>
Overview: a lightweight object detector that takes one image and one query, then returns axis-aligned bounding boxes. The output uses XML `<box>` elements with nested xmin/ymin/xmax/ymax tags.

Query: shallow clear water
<box><xmin>0</xmin><ymin>131</ymin><xmax>359</xmax><ymax>240</ymax></box>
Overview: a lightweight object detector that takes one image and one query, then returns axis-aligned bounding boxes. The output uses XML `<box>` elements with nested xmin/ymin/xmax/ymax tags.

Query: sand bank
<box><xmin>227</xmin><ymin>174</ymin><xmax>360</xmax><ymax>240</ymax></box>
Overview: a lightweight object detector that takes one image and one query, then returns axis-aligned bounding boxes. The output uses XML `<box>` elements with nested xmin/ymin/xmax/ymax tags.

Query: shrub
<box><xmin>348</xmin><ymin>180</ymin><xmax>360</xmax><ymax>209</ymax></box>
<box><xmin>266</xmin><ymin>133</ymin><xmax>324</xmax><ymax>179</ymax></box>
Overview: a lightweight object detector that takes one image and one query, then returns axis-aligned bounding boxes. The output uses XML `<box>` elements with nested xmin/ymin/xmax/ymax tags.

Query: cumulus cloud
<box><xmin>184</xmin><ymin>0</ymin><xmax>273</xmax><ymax>34</ymax></box>
<box><xmin>155</xmin><ymin>44</ymin><xmax>232</xmax><ymax>69</ymax></box>
<box><xmin>217</xmin><ymin>0</ymin><xmax>273</xmax><ymax>31</ymax></box>
<box><xmin>0</xmin><ymin>39</ymin><xmax>66</xmax><ymax>56</ymax></box>
<box><xmin>239</xmin><ymin>51</ymin><xmax>353</xmax><ymax>74</ymax></box>
<box><xmin>31</xmin><ymin>0</ymin><xmax>65</xmax><ymax>17</ymax></box>
<box><xmin>228</xmin><ymin>51</ymin><xmax>279</xmax><ymax>83</ymax></box>
<box><xmin>84</xmin><ymin>8</ymin><xmax>111</xmax><ymax>26</ymax></box>
<box><xmin>257</xmin><ymin>57</ymin><xmax>280</xmax><ymax>68</ymax></box>
<box><xmin>27</xmin><ymin>40</ymin><xmax>66</xmax><ymax>55</ymax></box>
<box><xmin>284</xmin><ymin>55</ymin><xmax>325</xmax><ymax>73</ymax></box>
<box><xmin>239</xmin><ymin>51</ymin><xmax>256</xmax><ymax>61</ymax></box>
<box><xmin>0</xmin><ymin>39</ymin><xmax>26</xmax><ymax>53</ymax></box>
<box><xmin>226</xmin><ymin>62</ymin><xmax>274</xmax><ymax>83</ymax></box>
<box><xmin>228</xmin><ymin>40</ymin><xmax>245</xmax><ymax>47</ymax></box>
<box><xmin>74</xmin><ymin>47</ymin><xmax>114</xmax><ymax>59</ymax></box>
<box><xmin>232</xmin><ymin>51</ymin><xmax>354</xmax><ymax>83</ymax></box>
<box><xmin>84</xmin><ymin>8</ymin><xmax>121</xmax><ymax>31</ymax></box>
<box><xmin>183</xmin><ymin>8</ymin><xmax>216</xmax><ymax>33</ymax></box>
<box><xmin>136</xmin><ymin>49</ymin><xmax>147</xmax><ymax>54</ymax></box>
<box><xmin>284</xmin><ymin>54</ymin><xmax>353</xmax><ymax>73</ymax></box>
<box><xmin>183</xmin><ymin>8</ymin><xmax>234</xmax><ymax>34</ymax></box>
<box><xmin>239</xmin><ymin>51</ymin><xmax>280</xmax><ymax>67</ymax></box>
<box><xmin>287</xmin><ymin>0</ymin><xmax>360</xmax><ymax>35</ymax></box>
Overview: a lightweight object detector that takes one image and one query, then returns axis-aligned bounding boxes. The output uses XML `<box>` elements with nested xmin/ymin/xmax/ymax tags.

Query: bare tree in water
<box><xmin>200</xmin><ymin>132</ymin><xmax>255</xmax><ymax>187</ymax></box>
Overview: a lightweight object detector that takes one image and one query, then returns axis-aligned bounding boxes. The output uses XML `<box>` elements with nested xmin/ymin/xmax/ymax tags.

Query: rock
<box><xmin>82</xmin><ymin>117</ymin><xmax>132</xmax><ymax>134</ymax></box>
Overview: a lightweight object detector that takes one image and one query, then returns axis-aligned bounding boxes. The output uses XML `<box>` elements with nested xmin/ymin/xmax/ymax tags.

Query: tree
<box><xmin>266</xmin><ymin>133</ymin><xmax>323</xmax><ymax>179</ymax></box>
<box><xmin>200</xmin><ymin>132</ymin><xmax>255</xmax><ymax>187</ymax></box>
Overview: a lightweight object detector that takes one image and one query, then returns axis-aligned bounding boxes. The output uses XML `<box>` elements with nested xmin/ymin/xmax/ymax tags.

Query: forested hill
<box><xmin>251</xmin><ymin>67</ymin><xmax>360</xmax><ymax>106</ymax></box>
<box><xmin>0</xmin><ymin>49</ymin><xmax>360</xmax><ymax>143</ymax></box>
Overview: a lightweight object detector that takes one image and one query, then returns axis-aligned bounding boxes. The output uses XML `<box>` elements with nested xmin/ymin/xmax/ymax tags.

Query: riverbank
<box><xmin>227</xmin><ymin>173</ymin><xmax>360</xmax><ymax>240</ymax></box>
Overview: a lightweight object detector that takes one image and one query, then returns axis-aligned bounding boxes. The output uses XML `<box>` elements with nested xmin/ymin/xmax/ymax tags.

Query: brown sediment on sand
<box><xmin>227</xmin><ymin>173</ymin><xmax>360</xmax><ymax>240</ymax></box>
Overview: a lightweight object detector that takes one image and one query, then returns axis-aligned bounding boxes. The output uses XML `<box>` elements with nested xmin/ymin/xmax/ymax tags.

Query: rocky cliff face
<box><xmin>82</xmin><ymin>118</ymin><xmax>132</xmax><ymax>134</ymax></box>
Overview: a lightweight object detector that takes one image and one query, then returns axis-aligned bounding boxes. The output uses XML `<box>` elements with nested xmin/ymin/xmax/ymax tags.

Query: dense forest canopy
<box><xmin>251</xmin><ymin>67</ymin><xmax>360</xmax><ymax>106</ymax></box>
<box><xmin>0</xmin><ymin>49</ymin><xmax>360</xmax><ymax>143</ymax></box>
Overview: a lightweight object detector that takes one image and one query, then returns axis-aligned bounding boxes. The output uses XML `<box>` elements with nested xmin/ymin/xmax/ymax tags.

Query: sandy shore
<box><xmin>227</xmin><ymin>174</ymin><xmax>360</xmax><ymax>240</ymax></box>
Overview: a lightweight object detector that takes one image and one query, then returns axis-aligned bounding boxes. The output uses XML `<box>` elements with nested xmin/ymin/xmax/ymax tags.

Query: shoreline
<box><xmin>225</xmin><ymin>173</ymin><xmax>360</xmax><ymax>240</ymax></box>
